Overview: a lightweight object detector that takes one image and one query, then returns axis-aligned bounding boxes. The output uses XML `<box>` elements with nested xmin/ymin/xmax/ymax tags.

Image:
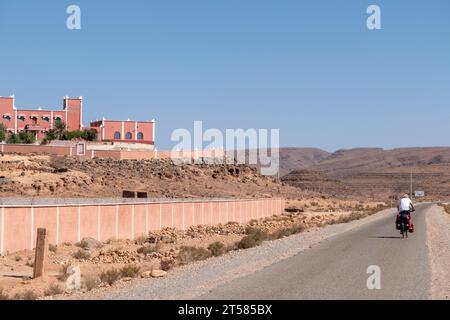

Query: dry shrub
<box><xmin>48</xmin><ymin>244</ymin><xmax>58</xmax><ymax>253</ymax></box>
<box><xmin>270</xmin><ymin>224</ymin><xmax>306</xmax><ymax>240</ymax></box>
<box><xmin>237</xmin><ymin>228</ymin><xmax>269</xmax><ymax>249</ymax></box>
<box><xmin>137</xmin><ymin>244</ymin><xmax>161</xmax><ymax>255</ymax></box>
<box><xmin>100</xmin><ymin>268</ymin><xmax>121</xmax><ymax>285</ymax></box>
<box><xmin>83</xmin><ymin>274</ymin><xmax>101</xmax><ymax>291</ymax></box>
<box><xmin>0</xmin><ymin>288</ymin><xmax>9</xmax><ymax>300</ymax></box>
<box><xmin>208</xmin><ymin>241</ymin><xmax>227</xmax><ymax>257</ymax></box>
<box><xmin>44</xmin><ymin>283</ymin><xmax>64</xmax><ymax>297</ymax></box>
<box><xmin>177</xmin><ymin>246</ymin><xmax>212</xmax><ymax>265</ymax></box>
<box><xmin>73</xmin><ymin>249</ymin><xmax>91</xmax><ymax>260</ymax></box>
<box><xmin>120</xmin><ymin>265</ymin><xmax>141</xmax><ymax>278</ymax></box>
<box><xmin>13</xmin><ymin>290</ymin><xmax>38</xmax><ymax>300</ymax></box>
<box><xmin>134</xmin><ymin>236</ymin><xmax>148</xmax><ymax>245</ymax></box>
<box><xmin>75</xmin><ymin>239</ymin><xmax>90</xmax><ymax>249</ymax></box>
<box><xmin>160</xmin><ymin>257</ymin><xmax>176</xmax><ymax>271</ymax></box>
<box><xmin>57</xmin><ymin>264</ymin><xmax>70</xmax><ymax>282</ymax></box>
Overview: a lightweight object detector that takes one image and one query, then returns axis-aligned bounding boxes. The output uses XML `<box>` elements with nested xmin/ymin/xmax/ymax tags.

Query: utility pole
<box><xmin>410</xmin><ymin>168</ymin><xmax>413</xmax><ymax>199</ymax></box>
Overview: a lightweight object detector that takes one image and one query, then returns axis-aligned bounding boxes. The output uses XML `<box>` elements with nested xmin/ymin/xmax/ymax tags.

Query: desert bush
<box><xmin>25</xmin><ymin>260</ymin><xmax>34</xmax><ymax>268</ymax></box>
<box><xmin>160</xmin><ymin>257</ymin><xmax>176</xmax><ymax>271</ymax></box>
<box><xmin>83</xmin><ymin>274</ymin><xmax>101</xmax><ymax>291</ymax></box>
<box><xmin>48</xmin><ymin>244</ymin><xmax>58</xmax><ymax>253</ymax></box>
<box><xmin>73</xmin><ymin>249</ymin><xmax>91</xmax><ymax>260</ymax></box>
<box><xmin>0</xmin><ymin>288</ymin><xmax>9</xmax><ymax>300</ymax></box>
<box><xmin>100</xmin><ymin>268</ymin><xmax>121</xmax><ymax>285</ymax></box>
<box><xmin>208</xmin><ymin>241</ymin><xmax>227</xmax><ymax>257</ymax></box>
<box><xmin>44</xmin><ymin>283</ymin><xmax>64</xmax><ymax>297</ymax></box>
<box><xmin>177</xmin><ymin>246</ymin><xmax>212</xmax><ymax>265</ymax></box>
<box><xmin>134</xmin><ymin>236</ymin><xmax>148</xmax><ymax>245</ymax></box>
<box><xmin>15</xmin><ymin>256</ymin><xmax>22</xmax><ymax>262</ymax></box>
<box><xmin>137</xmin><ymin>244</ymin><xmax>160</xmax><ymax>255</ymax></box>
<box><xmin>13</xmin><ymin>290</ymin><xmax>38</xmax><ymax>300</ymax></box>
<box><xmin>75</xmin><ymin>239</ymin><xmax>90</xmax><ymax>249</ymax></box>
<box><xmin>120</xmin><ymin>265</ymin><xmax>141</xmax><ymax>278</ymax></box>
<box><xmin>57</xmin><ymin>264</ymin><xmax>70</xmax><ymax>282</ymax></box>
<box><xmin>270</xmin><ymin>224</ymin><xmax>305</xmax><ymax>240</ymax></box>
<box><xmin>439</xmin><ymin>204</ymin><xmax>450</xmax><ymax>215</ymax></box>
<box><xmin>237</xmin><ymin>228</ymin><xmax>269</xmax><ymax>249</ymax></box>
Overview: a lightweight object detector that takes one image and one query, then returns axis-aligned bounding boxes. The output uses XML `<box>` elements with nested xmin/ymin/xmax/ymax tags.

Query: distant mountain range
<box><xmin>279</xmin><ymin>147</ymin><xmax>450</xmax><ymax>198</ymax></box>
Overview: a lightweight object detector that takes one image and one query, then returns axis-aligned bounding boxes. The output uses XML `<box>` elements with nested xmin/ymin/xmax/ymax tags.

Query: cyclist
<box><xmin>397</xmin><ymin>194</ymin><xmax>415</xmax><ymax>234</ymax></box>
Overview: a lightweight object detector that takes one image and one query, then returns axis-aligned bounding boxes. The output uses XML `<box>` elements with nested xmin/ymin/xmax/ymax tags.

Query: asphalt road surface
<box><xmin>198</xmin><ymin>204</ymin><xmax>432</xmax><ymax>300</ymax></box>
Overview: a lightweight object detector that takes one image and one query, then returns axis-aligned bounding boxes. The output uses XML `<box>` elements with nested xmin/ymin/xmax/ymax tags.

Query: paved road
<box><xmin>198</xmin><ymin>204</ymin><xmax>432</xmax><ymax>300</ymax></box>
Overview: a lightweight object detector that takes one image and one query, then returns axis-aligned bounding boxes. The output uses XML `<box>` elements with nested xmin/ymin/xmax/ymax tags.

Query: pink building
<box><xmin>89</xmin><ymin>119</ymin><xmax>155</xmax><ymax>146</ymax></box>
<box><xmin>0</xmin><ymin>95</ymin><xmax>82</xmax><ymax>140</ymax></box>
<box><xmin>1</xmin><ymin>95</ymin><xmax>156</xmax><ymax>147</ymax></box>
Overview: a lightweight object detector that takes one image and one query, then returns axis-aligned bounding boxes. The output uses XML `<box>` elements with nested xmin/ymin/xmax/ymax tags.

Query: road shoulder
<box><xmin>426</xmin><ymin>205</ymin><xmax>450</xmax><ymax>300</ymax></box>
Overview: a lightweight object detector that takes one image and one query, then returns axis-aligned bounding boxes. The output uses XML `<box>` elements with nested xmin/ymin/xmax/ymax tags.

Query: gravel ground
<box><xmin>426</xmin><ymin>205</ymin><xmax>450</xmax><ymax>300</ymax></box>
<box><xmin>75</xmin><ymin>208</ymin><xmax>396</xmax><ymax>300</ymax></box>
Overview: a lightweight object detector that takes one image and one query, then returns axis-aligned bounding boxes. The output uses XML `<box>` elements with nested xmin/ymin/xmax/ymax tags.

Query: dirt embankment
<box><xmin>0</xmin><ymin>155</ymin><xmax>312</xmax><ymax>200</ymax></box>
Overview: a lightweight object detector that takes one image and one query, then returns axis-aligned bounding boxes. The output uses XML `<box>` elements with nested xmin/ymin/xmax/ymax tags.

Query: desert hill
<box><xmin>280</xmin><ymin>147</ymin><xmax>450</xmax><ymax>199</ymax></box>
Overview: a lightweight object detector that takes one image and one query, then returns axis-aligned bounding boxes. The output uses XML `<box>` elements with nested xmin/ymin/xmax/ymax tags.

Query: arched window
<box><xmin>125</xmin><ymin>132</ymin><xmax>132</xmax><ymax>140</ymax></box>
<box><xmin>137</xmin><ymin>132</ymin><xmax>144</xmax><ymax>140</ymax></box>
<box><xmin>3</xmin><ymin>114</ymin><xmax>11</xmax><ymax>121</ymax></box>
<box><xmin>114</xmin><ymin>132</ymin><xmax>121</xmax><ymax>139</ymax></box>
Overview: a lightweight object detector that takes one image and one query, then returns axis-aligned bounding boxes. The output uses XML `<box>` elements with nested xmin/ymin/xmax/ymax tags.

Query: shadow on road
<box><xmin>369</xmin><ymin>236</ymin><xmax>403</xmax><ymax>239</ymax></box>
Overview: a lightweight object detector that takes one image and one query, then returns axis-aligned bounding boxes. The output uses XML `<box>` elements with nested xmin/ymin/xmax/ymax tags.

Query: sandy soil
<box><xmin>426</xmin><ymin>205</ymin><xmax>450</xmax><ymax>300</ymax></box>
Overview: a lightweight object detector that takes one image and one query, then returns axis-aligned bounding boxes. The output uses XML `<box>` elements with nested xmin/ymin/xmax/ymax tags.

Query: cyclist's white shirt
<box><xmin>398</xmin><ymin>198</ymin><xmax>412</xmax><ymax>212</ymax></box>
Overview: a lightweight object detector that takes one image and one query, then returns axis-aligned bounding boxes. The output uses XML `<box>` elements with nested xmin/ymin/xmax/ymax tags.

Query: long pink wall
<box><xmin>1</xmin><ymin>144</ymin><xmax>225</xmax><ymax>161</ymax></box>
<box><xmin>0</xmin><ymin>198</ymin><xmax>285</xmax><ymax>255</ymax></box>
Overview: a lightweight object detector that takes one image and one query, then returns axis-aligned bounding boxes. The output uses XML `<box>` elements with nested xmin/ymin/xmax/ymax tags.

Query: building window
<box><xmin>3</xmin><ymin>115</ymin><xmax>11</xmax><ymax>121</ymax></box>
<box><xmin>18</xmin><ymin>115</ymin><xmax>25</xmax><ymax>121</ymax></box>
<box><xmin>31</xmin><ymin>116</ymin><xmax>38</xmax><ymax>125</ymax></box>
<box><xmin>125</xmin><ymin>132</ymin><xmax>132</xmax><ymax>140</ymax></box>
<box><xmin>42</xmin><ymin>116</ymin><xmax>50</xmax><ymax>122</ymax></box>
<box><xmin>114</xmin><ymin>132</ymin><xmax>121</xmax><ymax>139</ymax></box>
<box><xmin>137</xmin><ymin>132</ymin><xmax>144</xmax><ymax>140</ymax></box>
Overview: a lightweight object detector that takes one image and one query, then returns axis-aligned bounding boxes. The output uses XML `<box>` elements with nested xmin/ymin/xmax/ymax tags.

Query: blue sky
<box><xmin>0</xmin><ymin>0</ymin><xmax>449</xmax><ymax>151</ymax></box>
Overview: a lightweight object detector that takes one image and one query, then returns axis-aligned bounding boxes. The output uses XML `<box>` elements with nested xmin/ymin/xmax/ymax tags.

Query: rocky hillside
<box><xmin>0</xmin><ymin>155</ymin><xmax>314</xmax><ymax>200</ymax></box>
<box><xmin>279</xmin><ymin>148</ymin><xmax>330</xmax><ymax>177</ymax></box>
<box><xmin>281</xmin><ymin>170</ymin><xmax>356</xmax><ymax>198</ymax></box>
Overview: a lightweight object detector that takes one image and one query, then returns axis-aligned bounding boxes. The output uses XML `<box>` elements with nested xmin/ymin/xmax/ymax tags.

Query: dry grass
<box><xmin>44</xmin><ymin>283</ymin><xmax>64</xmax><ymax>297</ymax></box>
<box><xmin>13</xmin><ymin>290</ymin><xmax>38</xmax><ymax>300</ymax></box>
<box><xmin>270</xmin><ymin>224</ymin><xmax>306</xmax><ymax>240</ymax></box>
<box><xmin>48</xmin><ymin>244</ymin><xmax>58</xmax><ymax>253</ymax></box>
